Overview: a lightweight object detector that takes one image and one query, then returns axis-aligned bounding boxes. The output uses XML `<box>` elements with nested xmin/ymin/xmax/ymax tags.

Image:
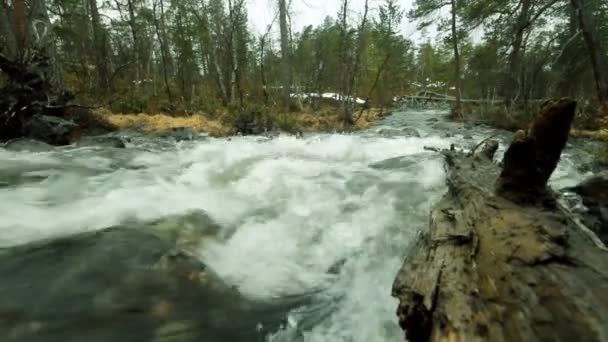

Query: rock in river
<box><xmin>378</xmin><ymin>127</ymin><xmax>421</xmax><ymax>138</ymax></box>
<box><xmin>157</xmin><ymin>127</ymin><xmax>198</xmax><ymax>141</ymax></box>
<box><xmin>2</xmin><ymin>138</ymin><xmax>54</xmax><ymax>152</ymax></box>
<box><xmin>77</xmin><ymin>135</ymin><xmax>127</xmax><ymax>148</ymax></box>
<box><xmin>0</xmin><ymin>213</ymin><xmax>308</xmax><ymax>342</ymax></box>
<box><xmin>22</xmin><ymin>115</ymin><xmax>79</xmax><ymax>146</ymax></box>
<box><xmin>570</xmin><ymin>171</ymin><xmax>608</xmax><ymax>244</ymax></box>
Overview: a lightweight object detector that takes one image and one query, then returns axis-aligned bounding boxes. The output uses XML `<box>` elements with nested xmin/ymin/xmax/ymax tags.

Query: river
<box><xmin>0</xmin><ymin>109</ymin><xmax>596</xmax><ymax>341</ymax></box>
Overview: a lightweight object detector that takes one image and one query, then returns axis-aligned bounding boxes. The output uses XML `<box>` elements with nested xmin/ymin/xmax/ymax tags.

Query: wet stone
<box><xmin>77</xmin><ymin>135</ymin><xmax>127</xmax><ymax>148</ymax></box>
<box><xmin>0</xmin><ymin>223</ymin><xmax>307</xmax><ymax>342</ymax></box>
<box><xmin>2</xmin><ymin>138</ymin><xmax>54</xmax><ymax>152</ymax></box>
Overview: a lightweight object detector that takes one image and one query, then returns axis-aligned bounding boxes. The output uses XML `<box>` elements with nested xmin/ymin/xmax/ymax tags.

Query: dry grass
<box><xmin>292</xmin><ymin>108</ymin><xmax>382</xmax><ymax>131</ymax></box>
<box><xmin>95</xmin><ymin>107</ymin><xmax>384</xmax><ymax>135</ymax></box>
<box><xmin>96</xmin><ymin>108</ymin><xmax>232</xmax><ymax>136</ymax></box>
<box><xmin>571</xmin><ymin>102</ymin><xmax>608</xmax><ymax>141</ymax></box>
<box><xmin>354</xmin><ymin>108</ymin><xmax>384</xmax><ymax>129</ymax></box>
<box><xmin>571</xmin><ymin>129</ymin><xmax>608</xmax><ymax>141</ymax></box>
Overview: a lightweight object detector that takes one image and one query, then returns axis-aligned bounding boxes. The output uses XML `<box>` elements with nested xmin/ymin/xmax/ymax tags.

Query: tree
<box><xmin>344</xmin><ymin>0</ymin><xmax>369</xmax><ymax>120</ymax></box>
<box><xmin>461</xmin><ymin>0</ymin><xmax>563</xmax><ymax>105</ymax></box>
<box><xmin>0</xmin><ymin>0</ymin><xmax>18</xmax><ymax>58</ymax></box>
<box><xmin>278</xmin><ymin>0</ymin><xmax>291</xmax><ymax>105</ymax></box>
<box><xmin>337</xmin><ymin>0</ymin><xmax>352</xmax><ymax>122</ymax></box>
<box><xmin>450</xmin><ymin>0</ymin><xmax>462</xmax><ymax>111</ymax></box>
<box><xmin>152</xmin><ymin>0</ymin><xmax>172</xmax><ymax>102</ymax></box>
<box><xmin>410</xmin><ymin>0</ymin><xmax>464</xmax><ymax>110</ymax></box>
<box><xmin>88</xmin><ymin>0</ymin><xmax>110</xmax><ymax>94</ymax></box>
<box><xmin>14</xmin><ymin>0</ymin><xmax>26</xmax><ymax>56</ymax></box>
<box><xmin>570</xmin><ymin>0</ymin><xmax>608</xmax><ymax>106</ymax></box>
<box><xmin>367</xmin><ymin>0</ymin><xmax>410</xmax><ymax>108</ymax></box>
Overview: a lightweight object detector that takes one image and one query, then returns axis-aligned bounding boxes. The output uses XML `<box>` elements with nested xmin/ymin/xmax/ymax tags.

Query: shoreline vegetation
<box><xmin>447</xmin><ymin>99</ymin><xmax>608</xmax><ymax>164</ymax></box>
<box><xmin>95</xmin><ymin>97</ymin><xmax>608</xmax><ymax>141</ymax></box>
<box><xmin>449</xmin><ymin>100</ymin><xmax>608</xmax><ymax>139</ymax></box>
<box><xmin>96</xmin><ymin>105</ymin><xmax>384</xmax><ymax>137</ymax></box>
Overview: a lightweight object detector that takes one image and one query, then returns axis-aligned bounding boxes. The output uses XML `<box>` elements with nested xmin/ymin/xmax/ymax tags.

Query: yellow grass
<box><xmin>95</xmin><ymin>107</ymin><xmax>384</xmax><ymax>136</ymax></box>
<box><xmin>571</xmin><ymin>128</ymin><xmax>608</xmax><ymax>141</ymax></box>
<box><xmin>354</xmin><ymin>108</ymin><xmax>384</xmax><ymax>129</ymax></box>
<box><xmin>291</xmin><ymin>108</ymin><xmax>383</xmax><ymax>131</ymax></box>
<box><xmin>96</xmin><ymin>108</ymin><xmax>232</xmax><ymax>136</ymax></box>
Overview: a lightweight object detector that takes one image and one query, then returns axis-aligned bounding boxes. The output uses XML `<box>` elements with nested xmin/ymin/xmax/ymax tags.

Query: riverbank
<box><xmin>97</xmin><ymin>107</ymin><xmax>384</xmax><ymax>137</ymax></box>
<box><xmin>452</xmin><ymin>101</ymin><xmax>608</xmax><ymax>140</ymax></box>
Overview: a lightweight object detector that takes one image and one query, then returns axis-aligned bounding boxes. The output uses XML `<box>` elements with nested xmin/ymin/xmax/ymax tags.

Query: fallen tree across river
<box><xmin>392</xmin><ymin>98</ymin><xmax>608</xmax><ymax>341</ymax></box>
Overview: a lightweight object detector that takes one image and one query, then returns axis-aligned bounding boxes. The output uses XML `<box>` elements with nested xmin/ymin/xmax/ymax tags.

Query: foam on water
<box><xmin>0</xmin><ymin>110</ymin><xmax>591</xmax><ymax>341</ymax></box>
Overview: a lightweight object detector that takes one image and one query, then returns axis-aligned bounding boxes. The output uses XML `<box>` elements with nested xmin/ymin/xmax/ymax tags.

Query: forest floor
<box><xmin>96</xmin><ymin>107</ymin><xmax>384</xmax><ymax>136</ymax></box>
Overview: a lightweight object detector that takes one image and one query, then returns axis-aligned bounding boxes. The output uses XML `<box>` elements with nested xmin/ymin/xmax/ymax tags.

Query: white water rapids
<box><xmin>0</xmin><ymin>110</ymin><xmax>592</xmax><ymax>341</ymax></box>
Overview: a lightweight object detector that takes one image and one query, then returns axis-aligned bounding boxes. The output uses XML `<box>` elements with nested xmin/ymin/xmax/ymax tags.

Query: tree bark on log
<box><xmin>392</xmin><ymin>99</ymin><xmax>608</xmax><ymax>341</ymax></box>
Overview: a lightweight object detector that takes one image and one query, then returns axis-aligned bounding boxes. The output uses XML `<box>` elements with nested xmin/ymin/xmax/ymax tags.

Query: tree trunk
<box><xmin>125</xmin><ymin>0</ymin><xmax>142</xmax><ymax>87</ymax></box>
<box><xmin>339</xmin><ymin>0</ymin><xmax>352</xmax><ymax>124</ymax></box>
<box><xmin>30</xmin><ymin>0</ymin><xmax>62</xmax><ymax>87</ymax></box>
<box><xmin>227</xmin><ymin>0</ymin><xmax>245</xmax><ymax>105</ymax></box>
<box><xmin>570</xmin><ymin>0</ymin><xmax>608</xmax><ymax>106</ymax></box>
<box><xmin>88</xmin><ymin>0</ymin><xmax>109</xmax><ymax>94</ymax></box>
<box><xmin>0</xmin><ymin>0</ymin><xmax>18</xmax><ymax>59</ymax></box>
<box><xmin>345</xmin><ymin>0</ymin><xmax>368</xmax><ymax>118</ymax></box>
<box><xmin>152</xmin><ymin>0</ymin><xmax>173</xmax><ymax>103</ymax></box>
<box><xmin>14</xmin><ymin>0</ymin><xmax>26</xmax><ymax>57</ymax></box>
<box><xmin>278</xmin><ymin>0</ymin><xmax>291</xmax><ymax>106</ymax></box>
<box><xmin>392</xmin><ymin>99</ymin><xmax>608</xmax><ymax>342</ymax></box>
<box><xmin>504</xmin><ymin>0</ymin><xmax>531</xmax><ymax>106</ymax></box>
<box><xmin>260</xmin><ymin>35</ymin><xmax>269</xmax><ymax>106</ymax></box>
<box><xmin>555</xmin><ymin>8</ymin><xmax>583</xmax><ymax>98</ymax></box>
<box><xmin>450</xmin><ymin>0</ymin><xmax>462</xmax><ymax>113</ymax></box>
<box><xmin>192</xmin><ymin>1</ymin><xmax>229</xmax><ymax>105</ymax></box>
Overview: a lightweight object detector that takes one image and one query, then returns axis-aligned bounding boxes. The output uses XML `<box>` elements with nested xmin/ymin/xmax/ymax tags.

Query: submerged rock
<box><xmin>378</xmin><ymin>128</ymin><xmax>401</xmax><ymax>137</ymax></box>
<box><xmin>157</xmin><ymin>127</ymin><xmax>197</xmax><ymax>141</ymax></box>
<box><xmin>571</xmin><ymin>171</ymin><xmax>608</xmax><ymax>244</ymax></box>
<box><xmin>401</xmin><ymin>127</ymin><xmax>421</xmax><ymax>138</ymax></box>
<box><xmin>0</xmin><ymin>216</ymin><xmax>307</xmax><ymax>342</ymax></box>
<box><xmin>432</xmin><ymin>122</ymin><xmax>452</xmax><ymax>130</ymax></box>
<box><xmin>23</xmin><ymin>115</ymin><xmax>79</xmax><ymax>146</ymax></box>
<box><xmin>378</xmin><ymin>127</ymin><xmax>421</xmax><ymax>138</ymax></box>
<box><xmin>77</xmin><ymin>135</ymin><xmax>127</xmax><ymax>148</ymax></box>
<box><xmin>2</xmin><ymin>138</ymin><xmax>54</xmax><ymax>152</ymax></box>
<box><xmin>233</xmin><ymin>111</ymin><xmax>273</xmax><ymax>135</ymax></box>
<box><xmin>370</xmin><ymin>155</ymin><xmax>423</xmax><ymax>170</ymax></box>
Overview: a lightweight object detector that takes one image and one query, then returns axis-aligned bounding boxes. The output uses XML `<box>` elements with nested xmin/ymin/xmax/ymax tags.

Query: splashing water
<box><xmin>0</xmin><ymin>110</ymin><xmax>592</xmax><ymax>341</ymax></box>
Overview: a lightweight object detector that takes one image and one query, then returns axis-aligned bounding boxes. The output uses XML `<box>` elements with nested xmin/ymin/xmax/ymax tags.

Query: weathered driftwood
<box><xmin>392</xmin><ymin>99</ymin><xmax>608</xmax><ymax>342</ymax></box>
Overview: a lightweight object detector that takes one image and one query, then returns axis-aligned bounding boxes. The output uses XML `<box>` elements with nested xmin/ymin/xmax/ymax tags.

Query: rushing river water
<box><xmin>0</xmin><ymin>110</ymin><xmax>597</xmax><ymax>341</ymax></box>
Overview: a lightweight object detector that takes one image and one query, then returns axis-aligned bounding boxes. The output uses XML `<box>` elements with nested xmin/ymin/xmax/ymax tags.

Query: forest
<box><xmin>2</xmin><ymin>1</ymin><xmax>608</xmax><ymax>341</ymax></box>
<box><xmin>1</xmin><ymin>0</ymin><xmax>607</xmax><ymax>134</ymax></box>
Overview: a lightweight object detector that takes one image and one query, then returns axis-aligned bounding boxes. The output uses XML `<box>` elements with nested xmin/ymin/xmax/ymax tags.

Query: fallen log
<box><xmin>392</xmin><ymin>99</ymin><xmax>608</xmax><ymax>342</ymax></box>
